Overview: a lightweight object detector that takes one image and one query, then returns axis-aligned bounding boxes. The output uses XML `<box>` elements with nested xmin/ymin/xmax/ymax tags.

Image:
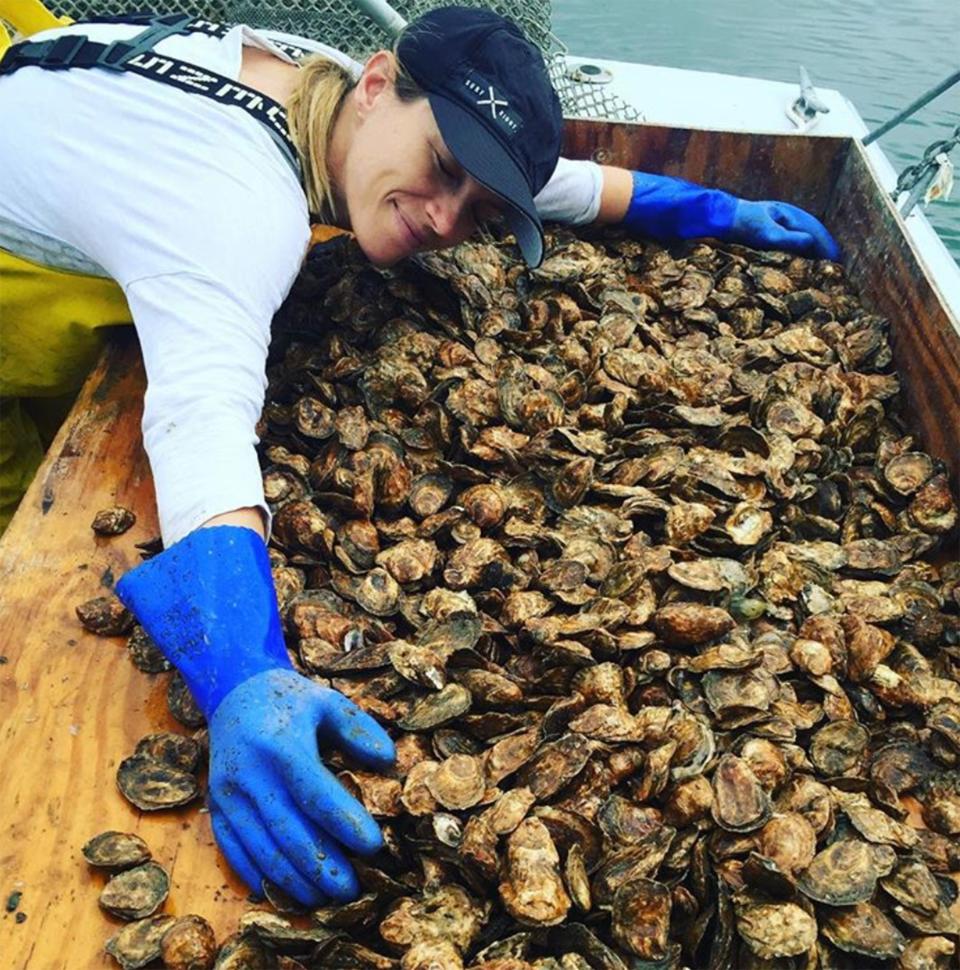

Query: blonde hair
<box><xmin>286</xmin><ymin>50</ymin><xmax>427</xmax><ymax>221</ymax></box>
<box><xmin>286</xmin><ymin>55</ymin><xmax>355</xmax><ymax>220</ymax></box>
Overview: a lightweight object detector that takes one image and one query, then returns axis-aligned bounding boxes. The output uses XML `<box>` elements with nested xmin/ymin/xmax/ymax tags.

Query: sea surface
<box><xmin>551</xmin><ymin>0</ymin><xmax>960</xmax><ymax>265</ymax></box>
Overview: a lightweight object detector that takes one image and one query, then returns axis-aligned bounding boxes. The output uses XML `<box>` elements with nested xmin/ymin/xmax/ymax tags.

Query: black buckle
<box><xmin>43</xmin><ymin>34</ymin><xmax>88</xmax><ymax>69</ymax></box>
<box><xmin>154</xmin><ymin>12</ymin><xmax>194</xmax><ymax>28</ymax></box>
<box><xmin>96</xmin><ymin>40</ymin><xmax>136</xmax><ymax>69</ymax></box>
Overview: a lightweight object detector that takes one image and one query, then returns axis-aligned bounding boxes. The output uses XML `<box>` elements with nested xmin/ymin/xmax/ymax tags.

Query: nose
<box><xmin>425</xmin><ymin>187</ymin><xmax>469</xmax><ymax>243</ymax></box>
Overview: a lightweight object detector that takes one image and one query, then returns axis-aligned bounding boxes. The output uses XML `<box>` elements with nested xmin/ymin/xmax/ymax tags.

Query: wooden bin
<box><xmin>1</xmin><ymin>120</ymin><xmax>958</xmax><ymax>968</ymax></box>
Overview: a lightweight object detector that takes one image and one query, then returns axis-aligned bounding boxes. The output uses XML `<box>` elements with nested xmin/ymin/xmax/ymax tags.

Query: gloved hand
<box><xmin>729</xmin><ymin>199</ymin><xmax>840</xmax><ymax>261</ymax></box>
<box><xmin>116</xmin><ymin>525</ymin><xmax>395</xmax><ymax>906</ymax></box>
<box><xmin>620</xmin><ymin>170</ymin><xmax>840</xmax><ymax>260</ymax></box>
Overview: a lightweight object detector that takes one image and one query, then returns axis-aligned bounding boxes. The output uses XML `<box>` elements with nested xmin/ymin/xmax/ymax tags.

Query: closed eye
<box><xmin>434</xmin><ymin>150</ymin><xmax>456</xmax><ymax>182</ymax></box>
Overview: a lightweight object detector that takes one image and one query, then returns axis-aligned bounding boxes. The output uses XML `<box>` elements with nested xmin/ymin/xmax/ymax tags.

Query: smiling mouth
<box><xmin>393</xmin><ymin>201</ymin><xmax>426</xmax><ymax>248</ymax></box>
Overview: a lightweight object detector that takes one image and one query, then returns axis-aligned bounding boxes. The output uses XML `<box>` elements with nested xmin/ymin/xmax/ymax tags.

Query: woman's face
<box><xmin>335</xmin><ymin>53</ymin><xmax>503</xmax><ymax>267</ymax></box>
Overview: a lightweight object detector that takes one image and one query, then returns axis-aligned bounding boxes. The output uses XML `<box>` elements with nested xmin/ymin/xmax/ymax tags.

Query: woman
<box><xmin>0</xmin><ymin>4</ymin><xmax>838</xmax><ymax>906</ymax></box>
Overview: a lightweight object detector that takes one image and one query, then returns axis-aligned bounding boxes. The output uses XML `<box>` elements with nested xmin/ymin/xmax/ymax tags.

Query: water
<box><xmin>551</xmin><ymin>0</ymin><xmax>960</xmax><ymax>264</ymax></box>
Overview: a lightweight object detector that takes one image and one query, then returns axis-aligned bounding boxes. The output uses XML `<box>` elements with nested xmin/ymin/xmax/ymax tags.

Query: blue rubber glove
<box><xmin>621</xmin><ymin>170</ymin><xmax>840</xmax><ymax>260</ymax></box>
<box><xmin>115</xmin><ymin>525</ymin><xmax>395</xmax><ymax>906</ymax></box>
<box><xmin>729</xmin><ymin>199</ymin><xmax>841</xmax><ymax>261</ymax></box>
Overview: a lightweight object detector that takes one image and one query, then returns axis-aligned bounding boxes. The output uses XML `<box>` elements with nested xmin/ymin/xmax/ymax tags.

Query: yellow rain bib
<box><xmin>0</xmin><ymin>250</ymin><xmax>131</xmax><ymax>529</ymax></box>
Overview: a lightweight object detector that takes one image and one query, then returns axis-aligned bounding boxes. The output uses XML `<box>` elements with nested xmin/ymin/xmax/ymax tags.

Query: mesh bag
<box><xmin>35</xmin><ymin>0</ymin><xmax>641</xmax><ymax>120</ymax></box>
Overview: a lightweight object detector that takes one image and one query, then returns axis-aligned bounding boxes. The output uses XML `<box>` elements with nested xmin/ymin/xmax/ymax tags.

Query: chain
<box><xmin>893</xmin><ymin>122</ymin><xmax>960</xmax><ymax>198</ymax></box>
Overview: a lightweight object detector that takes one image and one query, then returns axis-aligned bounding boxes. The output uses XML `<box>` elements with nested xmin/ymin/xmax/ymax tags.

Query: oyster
<box><xmin>76</xmin><ymin>595</ymin><xmax>135</xmax><ymax>636</ymax></box>
<box><xmin>797</xmin><ymin>839</ymin><xmax>896</xmax><ymax>905</ymax></box>
<box><xmin>99</xmin><ymin>862</ymin><xmax>170</xmax><ymax>920</ymax></box>
<box><xmin>83</xmin><ymin>831</ymin><xmax>151</xmax><ymax>871</ymax></box>
<box><xmin>499</xmin><ymin>819</ymin><xmax>571</xmax><ymax>927</ymax></box>
<box><xmin>735</xmin><ymin>898</ymin><xmax>817</xmax><ymax>960</ymax></box>
<box><xmin>116</xmin><ymin>731</ymin><xmax>202</xmax><ymax>811</ymax></box>
<box><xmin>91</xmin><ymin>505</ymin><xmax>136</xmax><ymax>536</ymax></box>
<box><xmin>161</xmin><ymin>915</ymin><xmax>218</xmax><ymax>970</ymax></box>
<box><xmin>105</xmin><ymin>915</ymin><xmax>177</xmax><ymax>970</ymax></box>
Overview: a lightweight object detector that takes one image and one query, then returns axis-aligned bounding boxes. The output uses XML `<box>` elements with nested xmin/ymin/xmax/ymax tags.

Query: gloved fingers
<box><xmin>771</xmin><ymin>203</ymin><xmax>841</xmax><ymax>261</ymax></box>
<box><xmin>281</xmin><ymin>749</ymin><xmax>384</xmax><ymax>856</ymax></box>
<box><xmin>760</xmin><ymin>223</ymin><xmax>820</xmax><ymax>257</ymax></box>
<box><xmin>210</xmin><ymin>805</ymin><xmax>267</xmax><ymax>899</ymax></box>
<box><xmin>316</xmin><ymin>689</ymin><xmax>396</xmax><ymax>770</ymax></box>
<box><xmin>214</xmin><ymin>794</ymin><xmax>326</xmax><ymax>907</ymax></box>
<box><xmin>252</xmin><ymin>786</ymin><xmax>359</xmax><ymax>902</ymax></box>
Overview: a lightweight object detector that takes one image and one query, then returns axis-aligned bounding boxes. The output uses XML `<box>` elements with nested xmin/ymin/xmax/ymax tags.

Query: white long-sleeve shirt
<box><xmin>0</xmin><ymin>20</ymin><xmax>604</xmax><ymax>545</ymax></box>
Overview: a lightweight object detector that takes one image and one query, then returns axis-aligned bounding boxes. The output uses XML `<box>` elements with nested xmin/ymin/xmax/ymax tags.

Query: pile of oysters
<box><xmin>99</xmin><ymin>225</ymin><xmax>960</xmax><ymax>969</ymax></box>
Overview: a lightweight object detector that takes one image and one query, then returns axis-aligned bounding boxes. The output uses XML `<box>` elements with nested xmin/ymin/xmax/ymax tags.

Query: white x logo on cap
<box><xmin>476</xmin><ymin>85</ymin><xmax>508</xmax><ymax>119</ymax></box>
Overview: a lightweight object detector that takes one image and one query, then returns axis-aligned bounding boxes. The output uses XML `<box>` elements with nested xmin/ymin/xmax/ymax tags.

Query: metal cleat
<box><xmin>786</xmin><ymin>65</ymin><xmax>831</xmax><ymax>133</ymax></box>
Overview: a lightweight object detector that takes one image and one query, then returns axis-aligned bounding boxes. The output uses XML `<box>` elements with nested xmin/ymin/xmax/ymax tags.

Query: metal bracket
<box><xmin>566</xmin><ymin>62</ymin><xmax>614</xmax><ymax>85</ymax></box>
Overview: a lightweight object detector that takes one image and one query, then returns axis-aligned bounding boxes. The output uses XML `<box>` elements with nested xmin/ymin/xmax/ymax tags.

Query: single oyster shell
<box><xmin>426</xmin><ymin>754</ymin><xmax>486</xmax><ymax>810</ymax></box>
<box><xmin>355</xmin><ymin>568</ymin><xmax>401</xmax><ymax>616</ymax></box>
<box><xmin>99</xmin><ymin>862</ymin><xmax>170</xmax><ymax>920</ymax></box>
<box><xmin>380</xmin><ymin>884</ymin><xmax>487</xmax><ymax>952</ymax></box>
<box><xmin>879</xmin><ymin>857</ymin><xmax>943</xmax><ymax>916</ymax></box>
<box><xmin>409</xmin><ymin>473</ymin><xmax>454</xmax><ymax>519</ymax></box>
<box><xmin>797</xmin><ymin>839</ymin><xmax>896</xmax><ymax>905</ymax></box>
<box><xmin>735</xmin><ymin>898</ymin><xmax>817</xmax><ymax>960</ymax></box>
<box><xmin>400</xmin><ymin>760</ymin><xmax>441</xmax><ymax>816</ymax></box>
<box><xmin>821</xmin><ymin>902</ymin><xmax>905</xmax><ymax>960</ymax></box>
<box><xmin>563</xmin><ymin>843</ymin><xmax>591</xmax><ymax>913</ymax></box>
<box><xmin>105</xmin><ymin>915</ymin><xmax>177</xmax><ymax>970</ymax></box>
<box><xmin>486</xmin><ymin>787</ymin><xmax>536</xmax><ymax>836</ymax></box>
<box><xmin>711</xmin><ymin>754</ymin><xmax>772</xmax><ymax>832</ymax></box>
<box><xmin>76</xmin><ymin>595</ymin><xmax>135</xmax><ymax>636</ymax></box>
<box><xmin>398</xmin><ymin>684</ymin><xmax>472</xmax><ymax>731</ymax></box>
<box><xmin>127</xmin><ymin>626</ymin><xmax>172</xmax><ymax>674</ymax></box>
<box><xmin>896</xmin><ymin>936</ymin><xmax>955</xmax><ymax>970</ymax></box>
<box><xmin>610</xmin><ymin>878</ymin><xmax>672</xmax><ymax>960</ymax></box>
<box><xmin>82</xmin><ymin>831</ymin><xmax>151</xmax><ymax>871</ymax></box>
<box><xmin>499</xmin><ymin>818</ymin><xmax>571</xmax><ymax>927</ymax></box>
<box><xmin>160</xmin><ymin>915</ymin><xmax>218</xmax><ymax>970</ymax></box>
<box><xmin>652</xmin><ymin>604</ymin><xmax>735</xmax><ymax>646</ymax></box>
<box><xmin>91</xmin><ymin>505</ymin><xmax>136</xmax><ymax>536</ymax></box>
<box><xmin>167</xmin><ymin>672</ymin><xmax>205</xmax><ymax>729</ymax></box>
<box><xmin>116</xmin><ymin>755</ymin><xmax>199</xmax><ymax>811</ymax></box>
<box><xmin>809</xmin><ymin>719</ymin><xmax>869</xmax><ymax>776</ymax></box>
<box><xmin>514</xmin><ymin>734</ymin><xmax>594</xmax><ymax>800</ymax></box>
<box><xmin>756</xmin><ymin>813</ymin><xmax>817</xmax><ymax>875</ymax></box>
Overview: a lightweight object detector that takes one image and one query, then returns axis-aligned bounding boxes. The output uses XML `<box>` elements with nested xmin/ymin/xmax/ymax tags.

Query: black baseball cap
<box><xmin>397</xmin><ymin>5</ymin><xmax>563</xmax><ymax>266</ymax></box>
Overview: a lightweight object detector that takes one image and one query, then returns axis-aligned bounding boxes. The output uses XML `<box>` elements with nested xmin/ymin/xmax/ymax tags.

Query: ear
<box><xmin>354</xmin><ymin>50</ymin><xmax>398</xmax><ymax>118</ymax></box>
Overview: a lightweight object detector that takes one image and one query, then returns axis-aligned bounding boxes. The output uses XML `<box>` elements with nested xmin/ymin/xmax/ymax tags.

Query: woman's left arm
<box><xmin>535</xmin><ymin>158</ymin><xmax>840</xmax><ymax>260</ymax></box>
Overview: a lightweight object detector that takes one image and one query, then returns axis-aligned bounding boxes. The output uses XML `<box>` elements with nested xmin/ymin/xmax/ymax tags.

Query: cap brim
<box><xmin>428</xmin><ymin>93</ymin><xmax>544</xmax><ymax>267</ymax></box>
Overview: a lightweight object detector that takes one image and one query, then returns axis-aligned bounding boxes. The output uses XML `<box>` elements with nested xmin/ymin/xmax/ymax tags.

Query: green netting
<box><xmin>30</xmin><ymin>1</ymin><xmax>641</xmax><ymax>120</ymax></box>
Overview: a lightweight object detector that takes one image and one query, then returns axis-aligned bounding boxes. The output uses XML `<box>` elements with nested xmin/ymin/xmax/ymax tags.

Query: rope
<box><xmin>863</xmin><ymin>67</ymin><xmax>960</xmax><ymax>146</ymax></box>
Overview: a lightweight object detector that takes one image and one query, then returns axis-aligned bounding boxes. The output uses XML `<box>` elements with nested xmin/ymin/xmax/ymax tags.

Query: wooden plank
<box><xmin>0</xmin><ymin>333</ymin><xmax>250</xmax><ymax>969</ymax></box>
<box><xmin>827</xmin><ymin>138</ymin><xmax>960</xmax><ymax>486</ymax></box>
<box><xmin>562</xmin><ymin>120</ymin><xmax>850</xmax><ymax>220</ymax></box>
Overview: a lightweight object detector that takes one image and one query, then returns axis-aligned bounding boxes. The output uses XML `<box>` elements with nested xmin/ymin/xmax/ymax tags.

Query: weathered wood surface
<box><xmin>0</xmin><ymin>333</ymin><xmax>250</xmax><ymax>969</ymax></box>
<box><xmin>829</xmin><ymin>137</ymin><xmax>960</xmax><ymax>487</ymax></box>
<box><xmin>563</xmin><ymin>122</ymin><xmax>851</xmax><ymax>220</ymax></box>
<box><xmin>564</xmin><ymin>120</ymin><xmax>960</xmax><ymax>486</ymax></box>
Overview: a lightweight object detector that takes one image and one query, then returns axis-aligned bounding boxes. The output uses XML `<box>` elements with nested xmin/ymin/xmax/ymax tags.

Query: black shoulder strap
<box><xmin>0</xmin><ymin>12</ymin><xmax>313</xmax><ymax>181</ymax></box>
